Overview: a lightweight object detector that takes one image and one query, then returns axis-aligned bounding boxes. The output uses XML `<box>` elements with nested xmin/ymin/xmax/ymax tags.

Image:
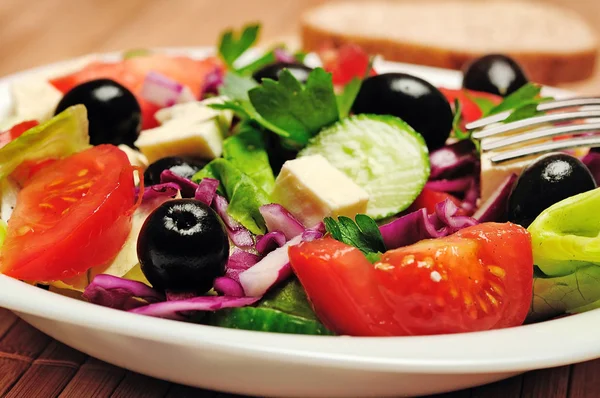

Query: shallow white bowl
<box><xmin>0</xmin><ymin>49</ymin><xmax>588</xmax><ymax>398</ymax></box>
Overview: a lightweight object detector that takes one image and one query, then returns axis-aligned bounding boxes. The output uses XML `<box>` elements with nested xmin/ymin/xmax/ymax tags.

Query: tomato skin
<box><xmin>49</xmin><ymin>55</ymin><xmax>223</xmax><ymax>129</ymax></box>
<box><xmin>0</xmin><ymin>120</ymin><xmax>39</xmax><ymax>148</ymax></box>
<box><xmin>1</xmin><ymin>145</ymin><xmax>137</xmax><ymax>281</ymax></box>
<box><xmin>320</xmin><ymin>44</ymin><xmax>376</xmax><ymax>86</ymax></box>
<box><xmin>289</xmin><ymin>223</ymin><xmax>533</xmax><ymax>336</ymax></box>
<box><xmin>407</xmin><ymin>188</ymin><xmax>463</xmax><ymax>215</ymax></box>
<box><xmin>438</xmin><ymin>88</ymin><xmax>502</xmax><ymax>124</ymax></box>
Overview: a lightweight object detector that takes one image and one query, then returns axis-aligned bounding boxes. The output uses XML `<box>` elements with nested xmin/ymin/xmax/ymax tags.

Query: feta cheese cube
<box><xmin>135</xmin><ymin>98</ymin><xmax>233</xmax><ymax>164</ymax></box>
<box><xmin>272</xmin><ymin>154</ymin><xmax>369</xmax><ymax>227</ymax></box>
<box><xmin>10</xmin><ymin>78</ymin><xmax>62</xmax><ymax>123</ymax></box>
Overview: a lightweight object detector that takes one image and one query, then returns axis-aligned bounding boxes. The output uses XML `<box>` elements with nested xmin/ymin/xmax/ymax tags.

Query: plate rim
<box><xmin>0</xmin><ymin>47</ymin><xmax>590</xmax><ymax>376</ymax></box>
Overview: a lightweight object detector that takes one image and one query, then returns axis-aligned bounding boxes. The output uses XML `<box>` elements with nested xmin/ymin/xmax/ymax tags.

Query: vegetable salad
<box><xmin>1</xmin><ymin>23</ymin><xmax>598</xmax><ymax>337</ymax></box>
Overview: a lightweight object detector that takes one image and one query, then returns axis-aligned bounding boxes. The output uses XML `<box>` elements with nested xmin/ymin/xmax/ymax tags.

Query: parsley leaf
<box><xmin>452</xmin><ymin>99</ymin><xmax>469</xmax><ymax>139</ymax></box>
<box><xmin>324</xmin><ymin>214</ymin><xmax>386</xmax><ymax>259</ymax></box>
<box><xmin>486</xmin><ymin>83</ymin><xmax>553</xmax><ymax>118</ymax></box>
<box><xmin>503</xmin><ymin>103</ymin><xmax>542</xmax><ymax>123</ymax></box>
<box><xmin>218</xmin><ymin>72</ymin><xmax>258</xmax><ymax>102</ymax></box>
<box><xmin>218</xmin><ymin>23</ymin><xmax>260</xmax><ymax>69</ymax></box>
<box><xmin>248</xmin><ymin>67</ymin><xmax>339</xmax><ymax>145</ymax></box>
<box><xmin>466</xmin><ymin>94</ymin><xmax>496</xmax><ymax>116</ymax></box>
<box><xmin>336</xmin><ymin>77</ymin><xmax>362</xmax><ymax>119</ymax></box>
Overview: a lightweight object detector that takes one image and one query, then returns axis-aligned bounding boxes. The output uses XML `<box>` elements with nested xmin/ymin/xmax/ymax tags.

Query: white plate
<box><xmin>0</xmin><ymin>49</ymin><xmax>588</xmax><ymax>398</ymax></box>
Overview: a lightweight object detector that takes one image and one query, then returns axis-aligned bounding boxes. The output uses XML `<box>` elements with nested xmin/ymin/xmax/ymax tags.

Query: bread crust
<box><xmin>301</xmin><ymin>23</ymin><xmax>598</xmax><ymax>85</ymax></box>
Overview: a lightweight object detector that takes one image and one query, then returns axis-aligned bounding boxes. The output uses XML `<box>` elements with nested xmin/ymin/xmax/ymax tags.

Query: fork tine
<box><xmin>481</xmin><ymin>122</ymin><xmax>600</xmax><ymax>151</ymax></box>
<box><xmin>489</xmin><ymin>136</ymin><xmax>600</xmax><ymax>164</ymax></box>
<box><xmin>465</xmin><ymin>96</ymin><xmax>600</xmax><ymax>131</ymax></box>
<box><xmin>471</xmin><ymin>110</ymin><xmax>600</xmax><ymax>139</ymax></box>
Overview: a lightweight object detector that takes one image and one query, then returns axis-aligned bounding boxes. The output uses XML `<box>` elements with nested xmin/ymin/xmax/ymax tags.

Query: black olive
<box><xmin>462</xmin><ymin>54</ymin><xmax>528</xmax><ymax>97</ymax></box>
<box><xmin>137</xmin><ymin>199</ymin><xmax>229</xmax><ymax>292</ymax></box>
<box><xmin>253</xmin><ymin>62</ymin><xmax>313</xmax><ymax>84</ymax></box>
<box><xmin>55</xmin><ymin>78</ymin><xmax>141</xmax><ymax>147</ymax></box>
<box><xmin>144</xmin><ymin>156</ymin><xmax>207</xmax><ymax>186</ymax></box>
<box><xmin>351</xmin><ymin>73</ymin><xmax>453</xmax><ymax>150</ymax></box>
<box><xmin>507</xmin><ymin>153</ymin><xmax>596</xmax><ymax>227</ymax></box>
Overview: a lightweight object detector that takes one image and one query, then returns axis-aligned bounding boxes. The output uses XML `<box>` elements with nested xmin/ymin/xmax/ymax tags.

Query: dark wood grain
<box><xmin>569</xmin><ymin>360</ymin><xmax>600</xmax><ymax>398</ymax></box>
<box><xmin>111</xmin><ymin>372</ymin><xmax>171</xmax><ymax>398</ymax></box>
<box><xmin>0</xmin><ymin>319</ymin><xmax>52</xmax><ymax>395</ymax></box>
<box><xmin>522</xmin><ymin>366</ymin><xmax>571</xmax><ymax>398</ymax></box>
<box><xmin>58</xmin><ymin>357</ymin><xmax>127</xmax><ymax>398</ymax></box>
<box><xmin>5</xmin><ymin>341</ymin><xmax>87</xmax><ymax>398</ymax></box>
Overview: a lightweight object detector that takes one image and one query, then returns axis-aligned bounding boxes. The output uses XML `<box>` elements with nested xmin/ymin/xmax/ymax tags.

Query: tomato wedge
<box><xmin>407</xmin><ymin>188</ymin><xmax>464</xmax><ymax>215</ymax></box>
<box><xmin>0</xmin><ymin>120</ymin><xmax>39</xmax><ymax>149</ymax></box>
<box><xmin>289</xmin><ymin>223</ymin><xmax>533</xmax><ymax>336</ymax></box>
<box><xmin>1</xmin><ymin>145</ymin><xmax>138</xmax><ymax>281</ymax></box>
<box><xmin>439</xmin><ymin>88</ymin><xmax>502</xmax><ymax>124</ymax></box>
<box><xmin>320</xmin><ymin>43</ymin><xmax>376</xmax><ymax>85</ymax></box>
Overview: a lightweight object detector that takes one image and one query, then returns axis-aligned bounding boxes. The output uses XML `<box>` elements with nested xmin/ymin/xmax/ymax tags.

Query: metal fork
<box><xmin>466</xmin><ymin>97</ymin><xmax>600</xmax><ymax>164</ymax></box>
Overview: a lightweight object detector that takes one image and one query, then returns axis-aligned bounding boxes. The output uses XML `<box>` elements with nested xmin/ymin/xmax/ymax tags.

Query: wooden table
<box><xmin>2</xmin><ymin>0</ymin><xmax>600</xmax><ymax>396</ymax></box>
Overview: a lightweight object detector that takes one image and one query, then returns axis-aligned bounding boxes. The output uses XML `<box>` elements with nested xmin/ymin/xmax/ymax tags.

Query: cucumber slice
<box><xmin>209</xmin><ymin>307</ymin><xmax>333</xmax><ymax>335</ymax></box>
<box><xmin>299</xmin><ymin>114</ymin><xmax>430</xmax><ymax>219</ymax></box>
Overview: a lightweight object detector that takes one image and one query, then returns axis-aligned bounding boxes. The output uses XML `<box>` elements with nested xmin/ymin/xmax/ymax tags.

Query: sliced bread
<box><xmin>301</xmin><ymin>1</ymin><xmax>598</xmax><ymax>85</ymax></box>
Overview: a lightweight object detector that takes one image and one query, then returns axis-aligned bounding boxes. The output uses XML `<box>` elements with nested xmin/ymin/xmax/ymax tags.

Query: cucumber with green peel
<box><xmin>298</xmin><ymin>114</ymin><xmax>430</xmax><ymax>219</ymax></box>
<box><xmin>209</xmin><ymin>306</ymin><xmax>333</xmax><ymax>335</ymax></box>
<box><xmin>207</xmin><ymin>278</ymin><xmax>333</xmax><ymax>335</ymax></box>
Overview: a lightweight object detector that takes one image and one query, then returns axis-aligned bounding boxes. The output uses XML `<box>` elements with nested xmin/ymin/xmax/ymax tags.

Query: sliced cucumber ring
<box><xmin>299</xmin><ymin>114</ymin><xmax>430</xmax><ymax>219</ymax></box>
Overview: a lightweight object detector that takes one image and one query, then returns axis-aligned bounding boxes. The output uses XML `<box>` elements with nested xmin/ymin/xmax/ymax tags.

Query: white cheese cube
<box><xmin>272</xmin><ymin>154</ymin><xmax>369</xmax><ymax>227</ymax></box>
<box><xmin>10</xmin><ymin>78</ymin><xmax>62</xmax><ymax>123</ymax></box>
<box><xmin>154</xmin><ymin>97</ymin><xmax>233</xmax><ymax>132</ymax></box>
<box><xmin>135</xmin><ymin>118</ymin><xmax>224</xmax><ymax>163</ymax></box>
<box><xmin>480</xmin><ymin>145</ymin><xmax>534</xmax><ymax>202</ymax></box>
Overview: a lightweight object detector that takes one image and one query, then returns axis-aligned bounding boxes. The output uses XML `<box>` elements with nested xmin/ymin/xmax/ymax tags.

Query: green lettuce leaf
<box><xmin>222</xmin><ymin>126</ymin><xmax>275</xmax><ymax>194</ymax></box>
<box><xmin>527</xmin><ymin>188</ymin><xmax>600</xmax><ymax>320</ymax></box>
<box><xmin>193</xmin><ymin>158</ymin><xmax>270</xmax><ymax>234</ymax></box>
<box><xmin>529</xmin><ymin>265</ymin><xmax>600</xmax><ymax>322</ymax></box>
<box><xmin>0</xmin><ymin>105</ymin><xmax>90</xmax><ymax>181</ymax></box>
<box><xmin>528</xmin><ymin>188</ymin><xmax>600</xmax><ymax>277</ymax></box>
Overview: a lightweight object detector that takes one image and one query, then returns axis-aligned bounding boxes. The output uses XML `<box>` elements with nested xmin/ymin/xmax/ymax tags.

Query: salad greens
<box><xmin>0</xmin><ymin>105</ymin><xmax>89</xmax><ymax>181</ymax></box>
<box><xmin>193</xmin><ymin>124</ymin><xmax>275</xmax><ymax>234</ymax></box>
<box><xmin>527</xmin><ymin>188</ymin><xmax>600</xmax><ymax>320</ymax></box>
<box><xmin>209</xmin><ymin>278</ymin><xmax>332</xmax><ymax>335</ymax></box>
<box><xmin>248</xmin><ymin>68</ymin><xmax>339</xmax><ymax>145</ymax></box>
<box><xmin>218</xmin><ymin>23</ymin><xmax>260</xmax><ymax>70</ymax></box>
<box><xmin>194</xmin><ymin>159</ymin><xmax>270</xmax><ymax>234</ymax></box>
<box><xmin>222</xmin><ymin>126</ymin><xmax>275</xmax><ymax>194</ymax></box>
<box><xmin>324</xmin><ymin>214</ymin><xmax>386</xmax><ymax>260</ymax></box>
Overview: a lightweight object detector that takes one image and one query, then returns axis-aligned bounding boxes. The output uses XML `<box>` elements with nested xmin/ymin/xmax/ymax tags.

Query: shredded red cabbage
<box><xmin>582</xmin><ymin>150</ymin><xmax>600</xmax><ymax>185</ymax></box>
<box><xmin>256</xmin><ymin>231</ymin><xmax>287</xmax><ymax>255</ymax></box>
<box><xmin>195</xmin><ymin>178</ymin><xmax>219</xmax><ymax>206</ymax></box>
<box><xmin>165</xmin><ymin>291</ymin><xmax>197</xmax><ymax>301</ymax></box>
<box><xmin>238</xmin><ymin>229</ymin><xmax>323</xmax><ymax>297</ymax></box>
<box><xmin>213</xmin><ymin>195</ymin><xmax>255</xmax><ymax>248</ymax></box>
<box><xmin>83</xmin><ymin>275</ymin><xmax>164</xmax><ymax>311</ymax></box>
<box><xmin>225</xmin><ymin>247</ymin><xmax>261</xmax><ymax>282</ymax></box>
<box><xmin>160</xmin><ymin>170</ymin><xmax>199</xmax><ymax>198</ymax></box>
<box><xmin>200</xmin><ymin>66</ymin><xmax>225</xmax><ymax>99</ymax></box>
<box><xmin>429</xmin><ymin>140</ymin><xmax>478</xmax><ymax>180</ymax></box>
<box><xmin>473</xmin><ymin>173</ymin><xmax>517</xmax><ymax>222</ymax></box>
<box><xmin>137</xmin><ymin>183</ymin><xmax>180</xmax><ymax>202</ymax></box>
<box><xmin>259</xmin><ymin>204</ymin><xmax>305</xmax><ymax>240</ymax></box>
<box><xmin>140</xmin><ymin>71</ymin><xmax>195</xmax><ymax>107</ymax></box>
<box><xmin>213</xmin><ymin>277</ymin><xmax>244</xmax><ymax>297</ymax></box>
<box><xmin>380</xmin><ymin>199</ymin><xmax>478</xmax><ymax>249</ymax></box>
<box><xmin>274</xmin><ymin>48</ymin><xmax>297</xmax><ymax>63</ymax></box>
<box><xmin>129</xmin><ymin>296</ymin><xmax>260</xmax><ymax>321</ymax></box>
<box><xmin>425</xmin><ymin>176</ymin><xmax>475</xmax><ymax>193</ymax></box>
